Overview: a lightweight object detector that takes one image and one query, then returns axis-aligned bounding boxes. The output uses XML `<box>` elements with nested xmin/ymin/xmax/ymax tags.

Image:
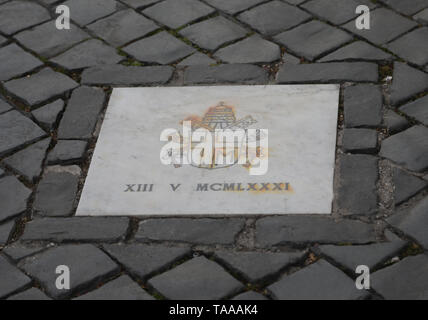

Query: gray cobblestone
<box><xmin>205</xmin><ymin>0</ymin><xmax>265</xmax><ymax>15</ymax></box>
<box><xmin>177</xmin><ymin>52</ymin><xmax>216</xmax><ymax>66</ymax></box>
<box><xmin>393</xmin><ymin>168</ymin><xmax>427</xmax><ymax>205</ymax></box>
<box><xmin>0</xmin><ymin>176</ymin><xmax>31</xmax><ymax>223</ymax></box>
<box><xmin>32</xmin><ymin>100</ymin><xmax>64</xmax><ymax>130</ymax></box>
<box><xmin>387</xmin><ymin>28</ymin><xmax>428</xmax><ymax>66</ymax></box>
<box><xmin>0</xmin><ymin>99</ymin><xmax>12</xmax><ymax>114</ymax></box>
<box><xmin>342</xmin><ymin>128</ymin><xmax>378</xmax><ymax>154</ymax></box>
<box><xmin>7</xmin><ymin>288</ymin><xmax>51</xmax><ymax>300</ymax></box>
<box><xmin>62</xmin><ymin>0</ymin><xmax>120</xmax><ymax>26</ymax></box>
<box><xmin>3</xmin><ymin>244</ymin><xmax>48</xmax><ymax>261</ymax></box>
<box><xmin>0</xmin><ymin>220</ymin><xmax>15</xmax><ymax>246</ymax></box>
<box><xmin>120</xmin><ymin>0</ymin><xmax>160</xmax><ymax>8</ymax></box>
<box><xmin>47</xmin><ymin>140</ymin><xmax>87</xmax><ymax>164</ymax></box>
<box><xmin>389</xmin><ymin>62</ymin><xmax>428</xmax><ymax>105</ymax></box>
<box><xmin>381</xmin><ymin>0</ymin><xmax>428</xmax><ymax>16</ymax></box>
<box><xmin>0</xmin><ymin>255</ymin><xmax>31</xmax><ymax>299</ymax></box>
<box><xmin>414</xmin><ymin>8</ymin><xmax>428</xmax><ymax>24</ymax></box>
<box><xmin>384</xmin><ymin>109</ymin><xmax>410</xmax><ymax>133</ymax></box>
<box><xmin>232</xmin><ymin>291</ymin><xmax>268</xmax><ymax>300</ymax></box>
<box><xmin>0</xmin><ymin>43</ymin><xmax>43</xmax><ymax>81</ymax></box>
<box><xmin>400</xmin><ymin>95</ymin><xmax>428</xmax><ymax>126</ymax></box>
<box><xmin>319</xmin><ymin>41</ymin><xmax>392</xmax><ymax>62</ymax></box>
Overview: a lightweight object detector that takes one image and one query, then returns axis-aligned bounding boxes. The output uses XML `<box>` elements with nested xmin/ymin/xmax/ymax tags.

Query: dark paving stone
<box><xmin>319</xmin><ymin>41</ymin><xmax>392</xmax><ymax>62</ymax></box>
<box><xmin>0</xmin><ymin>255</ymin><xmax>31</xmax><ymax>299</ymax></box>
<box><xmin>143</xmin><ymin>0</ymin><xmax>214</xmax><ymax>29</ymax></box>
<box><xmin>0</xmin><ymin>176</ymin><xmax>31</xmax><ymax>223</ymax></box>
<box><xmin>390</xmin><ymin>62</ymin><xmax>428</xmax><ymax>106</ymax></box>
<box><xmin>22</xmin><ymin>217</ymin><xmax>129</xmax><ymax>242</ymax></box>
<box><xmin>4</xmin><ymin>68</ymin><xmax>78</xmax><ymax>107</ymax></box>
<box><xmin>0</xmin><ymin>110</ymin><xmax>46</xmax><ymax>156</ymax></box>
<box><xmin>268</xmin><ymin>259</ymin><xmax>368</xmax><ymax>300</ymax></box>
<box><xmin>302</xmin><ymin>0</ymin><xmax>375</xmax><ymax>25</ymax></box>
<box><xmin>3</xmin><ymin>244</ymin><xmax>48</xmax><ymax>261</ymax></box>
<box><xmin>19</xmin><ymin>244</ymin><xmax>119</xmax><ymax>299</ymax></box>
<box><xmin>120</xmin><ymin>0</ymin><xmax>160</xmax><ymax>8</ymax></box>
<box><xmin>256</xmin><ymin>216</ymin><xmax>376</xmax><ymax>247</ymax></box>
<box><xmin>3</xmin><ymin>138</ymin><xmax>51</xmax><ymax>182</ymax></box>
<box><xmin>381</xmin><ymin>0</ymin><xmax>428</xmax><ymax>16</ymax></box>
<box><xmin>0</xmin><ymin>34</ymin><xmax>8</xmax><ymax>46</ymax></box>
<box><xmin>238</xmin><ymin>1</ymin><xmax>310</xmax><ymax>36</ymax></box>
<box><xmin>57</xmin><ymin>86</ymin><xmax>105</xmax><ymax>140</ymax></box>
<box><xmin>232</xmin><ymin>291</ymin><xmax>268</xmax><ymax>300</ymax></box>
<box><xmin>104</xmin><ymin>244</ymin><xmax>191</xmax><ymax>279</ymax></box>
<box><xmin>87</xmin><ymin>9</ymin><xmax>158</xmax><ymax>47</ymax></box>
<box><xmin>148</xmin><ymin>256</ymin><xmax>243</xmax><ymax>300</ymax></box>
<box><xmin>0</xmin><ymin>1</ymin><xmax>50</xmax><ymax>35</ymax></box>
<box><xmin>380</xmin><ymin>125</ymin><xmax>428</xmax><ymax>172</ymax></box>
<box><xmin>343</xmin><ymin>8</ymin><xmax>417</xmax><ymax>45</ymax></box>
<box><xmin>371</xmin><ymin>254</ymin><xmax>428</xmax><ymax>300</ymax></box>
<box><xmin>388</xmin><ymin>196</ymin><xmax>428</xmax><ymax>248</ymax></box>
<box><xmin>177</xmin><ymin>52</ymin><xmax>216</xmax><ymax>66</ymax></box>
<box><xmin>81</xmin><ymin>65</ymin><xmax>173</xmax><ymax>86</ymax></box>
<box><xmin>318</xmin><ymin>230</ymin><xmax>406</xmax><ymax>271</ymax></box>
<box><xmin>136</xmin><ymin>218</ymin><xmax>245</xmax><ymax>245</ymax></box>
<box><xmin>0</xmin><ymin>220</ymin><xmax>15</xmax><ymax>246</ymax></box>
<box><xmin>384</xmin><ymin>110</ymin><xmax>410</xmax><ymax>134</ymax></box>
<box><xmin>337</xmin><ymin>154</ymin><xmax>378</xmax><ymax>215</ymax></box>
<box><xmin>62</xmin><ymin>0</ymin><xmax>120</xmax><ymax>26</ymax></box>
<box><xmin>51</xmin><ymin>39</ymin><xmax>123</xmax><ymax>70</ymax></box>
<box><xmin>47</xmin><ymin>140</ymin><xmax>87</xmax><ymax>164</ymax></box>
<box><xmin>15</xmin><ymin>21</ymin><xmax>90</xmax><ymax>58</ymax></box>
<box><xmin>205</xmin><ymin>0</ymin><xmax>265</xmax><ymax>14</ymax></box>
<box><xmin>400</xmin><ymin>95</ymin><xmax>428</xmax><ymax>126</ymax></box>
<box><xmin>32</xmin><ymin>100</ymin><xmax>64</xmax><ymax>130</ymax></box>
<box><xmin>213</xmin><ymin>250</ymin><xmax>305</xmax><ymax>283</ymax></box>
<box><xmin>274</xmin><ymin>20</ymin><xmax>352</xmax><ymax>61</ymax></box>
<box><xmin>393</xmin><ymin>168</ymin><xmax>427</xmax><ymax>205</ymax></box>
<box><xmin>184</xmin><ymin>64</ymin><xmax>267</xmax><ymax>84</ymax></box>
<box><xmin>0</xmin><ymin>99</ymin><xmax>13</xmax><ymax>114</ymax></box>
<box><xmin>214</xmin><ymin>35</ymin><xmax>280</xmax><ymax>64</ymax></box>
<box><xmin>33</xmin><ymin>171</ymin><xmax>79</xmax><ymax>217</ymax></box>
<box><xmin>123</xmin><ymin>31</ymin><xmax>195</xmax><ymax>64</ymax></box>
<box><xmin>180</xmin><ymin>16</ymin><xmax>247</xmax><ymax>51</ymax></box>
<box><xmin>0</xmin><ymin>43</ymin><xmax>43</xmax><ymax>81</ymax></box>
<box><xmin>414</xmin><ymin>8</ymin><xmax>428</xmax><ymax>24</ymax></box>
<box><xmin>387</xmin><ymin>28</ymin><xmax>428</xmax><ymax>66</ymax></box>
<box><xmin>342</xmin><ymin>128</ymin><xmax>378</xmax><ymax>154</ymax></box>
<box><xmin>75</xmin><ymin>275</ymin><xmax>154</xmax><ymax>300</ymax></box>
<box><xmin>7</xmin><ymin>288</ymin><xmax>51</xmax><ymax>300</ymax></box>
<box><xmin>277</xmin><ymin>62</ymin><xmax>378</xmax><ymax>83</ymax></box>
<box><xmin>0</xmin><ymin>168</ymin><xmax>4</xmax><ymax>177</ymax></box>
<box><xmin>344</xmin><ymin>84</ymin><xmax>383</xmax><ymax>128</ymax></box>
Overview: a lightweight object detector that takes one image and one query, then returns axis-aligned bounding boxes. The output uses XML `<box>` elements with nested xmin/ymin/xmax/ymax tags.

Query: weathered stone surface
<box><xmin>4</xmin><ymin>68</ymin><xmax>78</xmax><ymax>107</ymax></box>
<box><xmin>213</xmin><ymin>251</ymin><xmax>305</xmax><ymax>282</ymax></box>
<box><xmin>136</xmin><ymin>218</ymin><xmax>245</xmax><ymax>245</ymax></box>
<box><xmin>120</xmin><ymin>0</ymin><xmax>160</xmax><ymax>8</ymax></box>
<box><xmin>87</xmin><ymin>9</ymin><xmax>158</xmax><ymax>47</ymax></box>
<box><xmin>256</xmin><ymin>216</ymin><xmax>376</xmax><ymax>247</ymax></box>
<box><xmin>238</xmin><ymin>1</ymin><xmax>310</xmax><ymax>36</ymax></box>
<box><xmin>104</xmin><ymin>244</ymin><xmax>191</xmax><ymax>279</ymax></box>
<box><xmin>0</xmin><ymin>220</ymin><xmax>15</xmax><ymax>246</ymax></box>
<box><xmin>384</xmin><ymin>109</ymin><xmax>409</xmax><ymax>133</ymax></box>
<box><xmin>32</xmin><ymin>100</ymin><xmax>64</xmax><ymax>130</ymax></box>
<box><xmin>34</xmin><ymin>171</ymin><xmax>79</xmax><ymax>217</ymax></box>
<box><xmin>7</xmin><ymin>288</ymin><xmax>51</xmax><ymax>300</ymax></box>
<box><xmin>277</xmin><ymin>62</ymin><xmax>378</xmax><ymax>83</ymax></box>
<box><xmin>343</xmin><ymin>8</ymin><xmax>417</xmax><ymax>45</ymax></box>
<box><xmin>268</xmin><ymin>259</ymin><xmax>368</xmax><ymax>300</ymax></box>
<box><xmin>149</xmin><ymin>256</ymin><xmax>243</xmax><ymax>299</ymax></box>
<box><xmin>381</xmin><ymin>0</ymin><xmax>428</xmax><ymax>15</ymax></box>
<box><xmin>81</xmin><ymin>65</ymin><xmax>173</xmax><ymax>86</ymax></box>
<box><xmin>400</xmin><ymin>95</ymin><xmax>428</xmax><ymax>126</ymax></box>
<box><xmin>414</xmin><ymin>8</ymin><xmax>428</xmax><ymax>24</ymax></box>
<box><xmin>232</xmin><ymin>291</ymin><xmax>268</xmax><ymax>300</ymax></box>
<box><xmin>123</xmin><ymin>32</ymin><xmax>195</xmax><ymax>64</ymax></box>
<box><xmin>380</xmin><ymin>126</ymin><xmax>428</xmax><ymax>172</ymax></box>
<box><xmin>184</xmin><ymin>64</ymin><xmax>267</xmax><ymax>84</ymax></box>
<box><xmin>0</xmin><ymin>176</ymin><xmax>31</xmax><ymax>222</ymax></box>
<box><xmin>0</xmin><ymin>111</ymin><xmax>46</xmax><ymax>156</ymax></box>
<box><xmin>387</xmin><ymin>28</ymin><xmax>428</xmax><ymax>66</ymax></box>
<box><xmin>47</xmin><ymin>140</ymin><xmax>87</xmax><ymax>164</ymax></box>
<box><xmin>0</xmin><ymin>1</ymin><xmax>50</xmax><ymax>35</ymax></box>
<box><xmin>205</xmin><ymin>0</ymin><xmax>265</xmax><ymax>14</ymax></box>
<box><xmin>75</xmin><ymin>275</ymin><xmax>154</xmax><ymax>300</ymax></box>
<box><xmin>3</xmin><ymin>138</ymin><xmax>50</xmax><ymax>182</ymax></box>
<box><xmin>0</xmin><ymin>99</ymin><xmax>13</xmax><ymax>114</ymax></box>
<box><xmin>319</xmin><ymin>41</ymin><xmax>391</xmax><ymax>62</ymax></box>
<box><xmin>344</xmin><ymin>84</ymin><xmax>383</xmax><ymax>128</ymax></box>
<box><xmin>57</xmin><ymin>86</ymin><xmax>105</xmax><ymax>139</ymax></box>
<box><xmin>143</xmin><ymin>0</ymin><xmax>214</xmax><ymax>29</ymax></box>
<box><xmin>15</xmin><ymin>21</ymin><xmax>90</xmax><ymax>58</ymax></box>
<box><xmin>337</xmin><ymin>154</ymin><xmax>378</xmax><ymax>215</ymax></box>
<box><xmin>388</xmin><ymin>197</ymin><xmax>428</xmax><ymax>248</ymax></box>
<box><xmin>51</xmin><ymin>39</ymin><xmax>123</xmax><ymax>70</ymax></box>
<box><xmin>20</xmin><ymin>244</ymin><xmax>119</xmax><ymax>299</ymax></box>
<box><xmin>22</xmin><ymin>217</ymin><xmax>129</xmax><ymax>242</ymax></box>
<box><xmin>177</xmin><ymin>52</ymin><xmax>216</xmax><ymax>66</ymax></box>
<box><xmin>214</xmin><ymin>35</ymin><xmax>280</xmax><ymax>64</ymax></box>
<box><xmin>0</xmin><ymin>34</ymin><xmax>7</xmax><ymax>46</ymax></box>
<box><xmin>0</xmin><ymin>255</ymin><xmax>31</xmax><ymax>299</ymax></box>
<box><xmin>342</xmin><ymin>128</ymin><xmax>378</xmax><ymax>154</ymax></box>
<box><xmin>274</xmin><ymin>21</ymin><xmax>352</xmax><ymax>61</ymax></box>
<box><xmin>393</xmin><ymin>168</ymin><xmax>427</xmax><ymax>205</ymax></box>
<box><xmin>318</xmin><ymin>231</ymin><xmax>406</xmax><ymax>271</ymax></box>
<box><xmin>371</xmin><ymin>254</ymin><xmax>428</xmax><ymax>299</ymax></box>
<box><xmin>62</xmin><ymin>0</ymin><xmax>120</xmax><ymax>26</ymax></box>
<box><xmin>390</xmin><ymin>62</ymin><xmax>428</xmax><ymax>106</ymax></box>
<box><xmin>180</xmin><ymin>16</ymin><xmax>246</xmax><ymax>51</ymax></box>
<box><xmin>3</xmin><ymin>244</ymin><xmax>48</xmax><ymax>261</ymax></box>
<box><xmin>0</xmin><ymin>43</ymin><xmax>43</xmax><ymax>81</ymax></box>
<box><xmin>0</xmin><ymin>168</ymin><xmax>4</xmax><ymax>177</ymax></box>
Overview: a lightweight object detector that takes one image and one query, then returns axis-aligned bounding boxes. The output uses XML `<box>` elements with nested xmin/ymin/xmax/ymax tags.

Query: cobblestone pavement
<box><xmin>0</xmin><ymin>0</ymin><xmax>428</xmax><ymax>300</ymax></box>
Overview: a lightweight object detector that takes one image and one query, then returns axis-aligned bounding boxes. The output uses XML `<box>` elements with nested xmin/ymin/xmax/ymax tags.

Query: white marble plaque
<box><xmin>76</xmin><ymin>85</ymin><xmax>339</xmax><ymax>216</ymax></box>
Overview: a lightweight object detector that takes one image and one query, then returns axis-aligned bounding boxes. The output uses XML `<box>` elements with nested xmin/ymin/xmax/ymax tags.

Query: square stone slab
<box><xmin>77</xmin><ymin>85</ymin><xmax>339</xmax><ymax>216</ymax></box>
